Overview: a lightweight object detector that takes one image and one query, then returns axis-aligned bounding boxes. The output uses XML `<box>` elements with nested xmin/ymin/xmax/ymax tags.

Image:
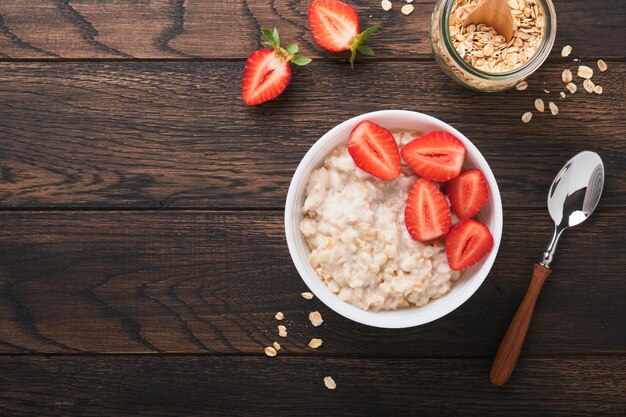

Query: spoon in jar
<box><xmin>462</xmin><ymin>0</ymin><xmax>515</xmax><ymax>42</ymax></box>
<box><xmin>490</xmin><ymin>151</ymin><xmax>604</xmax><ymax>386</ymax></box>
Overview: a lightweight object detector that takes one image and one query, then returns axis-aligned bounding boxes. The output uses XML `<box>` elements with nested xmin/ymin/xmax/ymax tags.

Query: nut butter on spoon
<box><xmin>462</xmin><ymin>0</ymin><xmax>515</xmax><ymax>42</ymax></box>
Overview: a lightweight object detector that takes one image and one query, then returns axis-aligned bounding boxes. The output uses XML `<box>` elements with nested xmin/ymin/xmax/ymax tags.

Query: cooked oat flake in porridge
<box><xmin>300</xmin><ymin>131</ymin><xmax>461</xmax><ymax>311</ymax></box>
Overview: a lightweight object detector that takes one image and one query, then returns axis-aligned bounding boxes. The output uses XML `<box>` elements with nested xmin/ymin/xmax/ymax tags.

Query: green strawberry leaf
<box><xmin>273</xmin><ymin>27</ymin><xmax>280</xmax><ymax>46</ymax></box>
<box><xmin>291</xmin><ymin>55</ymin><xmax>312</xmax><ymax>66</ymax></box>
<box><xmin>262</xmin><ymin>28</ymin><xmax>275</xmax><ymax>46</ymax></box>
<box><xmin>359</xmin><ymin>23</ymin><xmax>380</xmax><ymax>43</ymax></box>
<box><xmin>357</xmin><ymin>45</ymin><xmax>374</xmax><ymax>56</ymax></box>
<box><xmin>348</xmin><ymin>23</ymin><xmax>380</xmax><ymax>69</ymax></box>
<box><xmin>286</xmin><ymin>43</ymin><xmax>299</xmax><ymax>54</ymax></box>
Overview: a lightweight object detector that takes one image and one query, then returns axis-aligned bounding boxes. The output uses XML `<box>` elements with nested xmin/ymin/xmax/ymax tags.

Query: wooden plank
<box><xmin>0</xmin><ymin>61</ymin><xmax>624</xmax><ymax>209</ymax></box>
<box><xmin>0</xmin><ymin>1</ymin><xmax>624</xmax><ymax>59</ymax></box>
<box><xmin>0</xmin><ymin>356</ymin><xmax>624</xmax><ymax>416</ymax></box>
<box><xmin>0</xmin><ymin>210</ymin><xmax>623</xmax><ymax>354</ymax></box>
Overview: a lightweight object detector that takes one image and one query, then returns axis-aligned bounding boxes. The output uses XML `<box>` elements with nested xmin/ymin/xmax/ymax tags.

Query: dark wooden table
<box><xmin>1</xmin><ymin>1</ymin><xmax>625</xmax><ymax>416</ymax></box>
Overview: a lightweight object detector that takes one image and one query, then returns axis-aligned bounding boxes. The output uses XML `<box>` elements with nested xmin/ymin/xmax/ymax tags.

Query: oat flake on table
<box><xmin>309</xmin><ymin>311</ymin><xmax>324</xmax><ymax>327</ymax></box>
<box><xmin>401</xmin><ymin>4</ymin><xmax>414</xmax><ymax>15</ymax></box>
<box><xmin>323</xmin><ymin>376</ymin><xmax>337</xmax><ymax>390</ymax></box>
<box><xmin>308</xmin><ymin>338</ymin><xmax>323</xmax><ymax>349</ymax></box>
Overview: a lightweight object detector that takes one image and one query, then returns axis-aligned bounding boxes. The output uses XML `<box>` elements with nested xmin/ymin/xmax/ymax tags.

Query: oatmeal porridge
<box><xmin>299</xmin><ymin>130</ymin><xmax>461</xmax><ymax>312</ymax></box>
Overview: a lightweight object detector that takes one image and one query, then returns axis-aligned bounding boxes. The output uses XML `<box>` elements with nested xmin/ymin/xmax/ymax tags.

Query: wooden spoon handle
<box><xmin>490</xmin><ymin>263</ymin><xmax>552</xmax><ymax>386</ymax></box>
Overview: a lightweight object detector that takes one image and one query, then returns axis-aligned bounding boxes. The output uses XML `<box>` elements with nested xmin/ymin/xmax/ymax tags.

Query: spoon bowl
<box><xmin>543</xmin><ymin>151</ymin><xmax>604</xmax><ymax>266</ymax></box>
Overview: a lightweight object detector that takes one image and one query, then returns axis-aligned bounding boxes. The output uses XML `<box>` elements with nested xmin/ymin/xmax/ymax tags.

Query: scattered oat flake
<box><xmin>273</xmin><ymin>341</ymin><xmax>281</xmax><ymax>351</ymax></box>
<box><xmin>516</xmin><ymin>81</ymin><xmax>528</xmax><ymax>91</ymax></box>
<box><xmin>522</xmin><ymin>112</ymin><xmax>533</xmax><ymax>123</ymax></box>
<box><xmin>381</xmin><ymin>0</ymin><xmax>392</xmax><ymax>11</ymax></box>
<box><xmin>561</xmin><ymin>45</ymin><xmax>572</xmax><ymax>57</ymax></box>
<box><xmin>593</xmin><ymin>85</ymin><xmax>603</xmax><ymax>94</ymax></box>
<box><xmin>401</xmin><ymin>4</ymin><xmax>414</xmax><ymax>15</ymax></box>
<box><xmin>561</xmin><ymin>69</ymin><xmax>572</xmax><ymax>83</ymax></box>
<box><xmin>264</xmin><ymin>346</ymin><xmax>277</xmax><ymax>357</ymax></box>
<box><xmin>577</xmin><ymin>65</ymin><xmax>594</xmax><ymax>79</ymax></box>
<box><xmin>597</xmin><ymin>59</ymin><xmax>608</xmax><ymax>72</ymax></box>
<box><xmin>309</xmin><ymin>311</ymin><xmax>324</xmax><ymax>327</ymax></box>
<box><xmin>583</xmin><ymin>79</ymin><xmax>595</xmax><ymax>93</ymax></box>
<box><xmin>324</xmin><ymin>376</ymin><xmax>336</xmax><ymax>390</ymax></box>
<box><xmin>301</xmin><ymin>292</ymin><xmax>314</xmax><ymax>300</ymax></box>
<box><xmin>544</xmin><ymin>89</ymin><xmax>550</xmax><ymax>94</ymax></box>
<box><xmin>548</xmin><ymin>101</ymin><xmax>558</xmax><ymax>115</ymax></box>
<box><xmin>275</xmin><ymin>312</ymin><xmax>284</xmax><ymax>320</ymax></box>
<box><xmin>278</xmin><ymin>325</ymin><xmax>288</xmax><ymax>338</ymax></box>
<box><xmin>406</xmin><ymin>0</ymin><xmax>414</xmax><ymax>3</ymax></box>
<box><xmin>566</xmin><ymin>82</ymin><xmax>577</xmax><ymax>94</ymax></box>
<box><xmin>308</xmin><ymin>338</ymin><xmax>323</xmax><ymax>349</ymax></box>
<box><xmin>534</xmin><ymin>98</ymin><xmax>545</xmax><ymax>112</ymax></box>
<box><xmin>560</xmin><ymin>91</ymin><xmax>566</xmax><ymax>99</ymax></box>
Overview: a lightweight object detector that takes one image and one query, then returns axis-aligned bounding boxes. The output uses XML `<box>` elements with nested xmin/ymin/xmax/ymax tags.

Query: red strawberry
<box><xmin>405</xmin><ymin>178</ymin><xmax>451</xmax><ymax>242</ymax></box>
<box><xmin>447</xmin><ymin>169</ymin><xmax>490</xmax><ymax>220</ymax></box>
<box><xmin>445</xmin><ymin>219</ymin><xmax>494</xmax><ymax>271</ymax></box>
<box><xmin>401</xmin><ymin>131</ymin><xmax>466</xmax><ymax>182</ymax></box>
<box><xmin>348</xmin><ymin>120</ymin><xmax>401</xmax><ymax>180</ymax></box>
<box><xmin>308</xmin><ymin>0</ymin><xmax>380</xmax><ymax>68</ymax></box>
<box><xmin>242</xmin><ymin>28</ymin><xmax>311</xmax><ymax>106</ymax></box>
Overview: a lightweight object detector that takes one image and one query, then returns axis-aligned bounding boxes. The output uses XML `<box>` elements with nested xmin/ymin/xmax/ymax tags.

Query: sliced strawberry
<box><xmin>445</xmin><ymin>219</ymin><xmax>494</xmax><ymax>271</ymax></box>
<box><xmin>401</xmin><ymin>131</ymin><xmax>466</xmax><ymax>182</ymax></box>
<box><xmin>242</xmin><ymin>50</ymin><xmax>292</xmax><ymax>106</ymax></box>
<box><xmin>242</xmin><ymin>28</ymin><xmax>311</xmax><ymax>106</ymax></box>
<box><xmin>308</xmin><ymin>0</ymin><xmax>380</xmax><ymax>68</ymax></box>
<box><xmin>405</xmin><ymin>178</ymin><xmax>451</xmax><ymax>242</ymax></box>
<box><xmin>348</xmin><ymin>120</ymin><xmax>401</xmax><ymax>180</ymax></box>
<box><xmin>447</xmin><ymin>169</ymin><xmax>490</xmax><ymax>220</ymax></box>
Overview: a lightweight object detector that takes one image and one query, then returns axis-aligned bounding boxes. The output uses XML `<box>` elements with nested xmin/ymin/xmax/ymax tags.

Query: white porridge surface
<box><xmin>300</xmin><ymin>130</ymin><xmax>461</xmax><ymax>311</ymax></box>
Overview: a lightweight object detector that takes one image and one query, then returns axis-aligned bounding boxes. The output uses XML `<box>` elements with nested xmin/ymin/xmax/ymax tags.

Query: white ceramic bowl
<box><xmin>285</xmin><ymin>110</ymin><xmax>503</xmax><ymax>328</ymax></box>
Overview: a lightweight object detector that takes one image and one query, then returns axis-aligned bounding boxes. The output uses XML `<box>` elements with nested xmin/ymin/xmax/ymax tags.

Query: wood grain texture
<box><xmin>0</xmin><ymin>210</ymin><xmax>623</xmax><ymax>354</ymax></box>
<box><xmin>1</xmin><ymin>356</ymin><xmax>625</xmax><ymax>416</ymax></box>
<box><xmin>0</xmin><ymin>0</ymin><xmax>625</xmax><ymax>59</ymax></box>
<box><xmin>1</xmin><ymin>61</ymin><xmax>624</xmax><ymax>209</ymax></box>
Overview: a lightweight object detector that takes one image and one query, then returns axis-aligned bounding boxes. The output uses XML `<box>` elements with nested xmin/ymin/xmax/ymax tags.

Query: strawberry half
<box><xmin>401</xmin><ymin>131</ymin><xmax>466</xmax><ymax>182</ymax></box>
<box><xmin>445</xmin><ymin>219</ymin><xmax>494</xmax><ymax>271</ymax></box>
<box><xmin>405</xmin><ymin>178</ymin><xmax>451</xmax><ymax>242</ymax></box>
<box><xmin>242</xmin><ymin>28</ymin><xmax>311</xmax><ymax>106</ymax></box>
<box><xmin>348</xmin><ymin>120</ymin><xmax>401</xmax><ymax>180</ymax></box>
<box><xmin>447</xmin><ymin>169</ymin><xmax>490</xmax><ymax>220</ymax></box>
<box><xmin>308</xmin><ymin>0</ymin><xmax>380</xmax><ymax>68</ymax></box>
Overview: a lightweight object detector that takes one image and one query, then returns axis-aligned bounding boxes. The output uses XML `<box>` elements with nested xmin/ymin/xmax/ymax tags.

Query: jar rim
<box><xmin>440</xmin><ymin>0</ymin><xmax>557</xmax><ymax>81</ymax></box>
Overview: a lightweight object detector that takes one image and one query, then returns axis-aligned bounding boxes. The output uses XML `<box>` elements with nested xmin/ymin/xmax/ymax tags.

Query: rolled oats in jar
<box><xmin>430</xmin><ymin>0</ymin><xmax>556</xmax><ymax>91</ymax></box>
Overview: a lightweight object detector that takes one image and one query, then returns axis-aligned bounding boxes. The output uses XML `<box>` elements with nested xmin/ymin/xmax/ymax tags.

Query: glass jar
<box><xmin>430</xmin><ymin>0</ymin><xmax>556</xmax><ymax>92</ymax></box>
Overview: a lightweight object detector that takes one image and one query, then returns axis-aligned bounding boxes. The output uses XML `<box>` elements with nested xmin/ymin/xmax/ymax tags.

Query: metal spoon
<box><xmin>490</xmin><ymin>151</ymin><xmax>604</xmax><ymax>386</ymax></box>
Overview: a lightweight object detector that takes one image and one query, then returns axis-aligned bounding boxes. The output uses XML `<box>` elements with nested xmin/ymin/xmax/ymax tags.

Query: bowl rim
<box><xmin>285</xmin><ymin>110</ymin><xmax>503</xmax><ymax>328</ymax></box>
